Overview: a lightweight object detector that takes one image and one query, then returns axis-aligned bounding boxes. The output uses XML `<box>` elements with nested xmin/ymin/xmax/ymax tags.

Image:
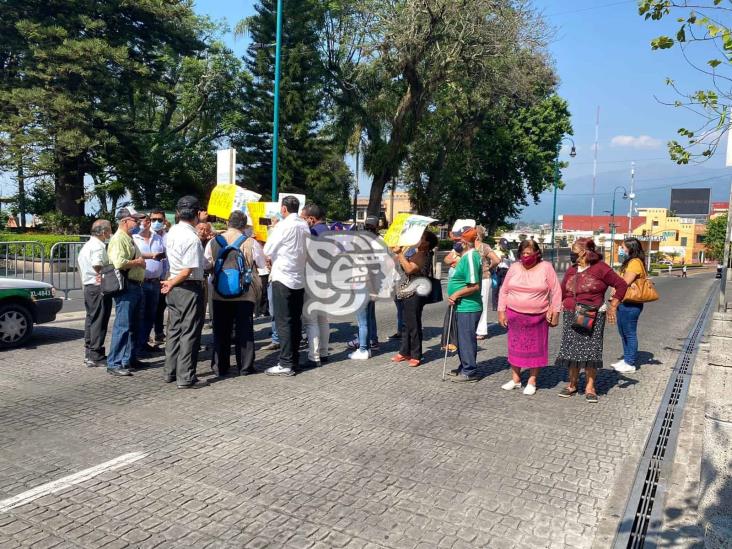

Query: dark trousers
<box><xmin>492</xmin><ymin>267</ymin><xmax>509</xmax><ymax>311</ymax></box>
<box><xmin>257</xmin><ymin>274</ymin><xmax>270</xmax><ymax>317</ymax></box>
<box><xmin>212</xmin><ymin>300</ymin><xmax>255</xmax><ymax>375</ymax></box>
<box><xmin>154</xmin><ymin>292</ymin><xmax>166</xmax><ymax>340</ymax></box>
<box><xmin>272</xmin><ymin>281</ymin><xmax>304</xmax><ymax>370</ymax></box>
<box><xmin>399</xmin><ymin>294</ymin><xmax>426</xmax><ymax>360</ymax></box>
<box><xmin>457</xmin><ymin>311</ymin><xmax>481</xmax><ymax>377</ymax></box>
<box><xmin>137</xmin><ymin>280</ymin><xmax>160</xmax><ymax>348</ymax></box>
<box><xmin>83</xmin><ymin>284</ymin><xmax>112</xmax><ymax>362</ymax></box>
<box><xmin>164</xmin><ymin>282</ymin><xmax>204</xmax><ymax>384</ymax></box>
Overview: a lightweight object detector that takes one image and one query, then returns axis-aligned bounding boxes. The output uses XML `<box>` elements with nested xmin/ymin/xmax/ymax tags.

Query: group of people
<box><xmin>78</xmin><ymin>196</ymin><xmax>651</xmax><ymax>399</ymax></box>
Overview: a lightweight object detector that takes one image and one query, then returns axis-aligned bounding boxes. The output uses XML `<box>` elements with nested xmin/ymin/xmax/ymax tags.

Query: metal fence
<box><xmin>0</xmin><ymin>241</ymin><xmax>46</xmax><ymax>280</ymax></box>
<box><xmin>49</xmin><ymin>242</ymin><xmax>85</xmax><ymax>299</ymax></box>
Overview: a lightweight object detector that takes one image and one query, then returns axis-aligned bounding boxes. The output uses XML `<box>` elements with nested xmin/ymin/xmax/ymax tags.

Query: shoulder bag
<box><xmin>100</xmin><ymin>264</ymin><xmax>128</xmax><ymax>296</ymax></box>
<box><xmin>424</xmin><ymin>252</ymin><xmax>443</xmax><ymax>305</ymax></box>
<box><xmin>623</xmin><ymin>261</ymin><xmax>659</xmax><ymax>303</ymax></box>
<box><xmin>570</xmin><ymin>270</ymin><xmax>599</xmax><ymax>334</ymax></box>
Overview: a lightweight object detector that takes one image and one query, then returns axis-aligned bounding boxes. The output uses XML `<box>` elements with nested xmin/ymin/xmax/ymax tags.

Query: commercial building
<box><xmin>354</xmin><ymin>191</ymin><xmax>414</xmax><ymax>224</ymax></box>
<box><xmin>632</xmin><ymin>207</ymin><xmax>707</xmax><ymax>264</ymax></box>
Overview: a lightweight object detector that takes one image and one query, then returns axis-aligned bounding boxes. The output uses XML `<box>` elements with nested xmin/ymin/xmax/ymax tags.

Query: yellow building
<box><xmin>633</xmin><ymin>208</ymin><xmax>707</xmax><ymax>264</ymax></box>
<box><xmin>355</xmin><ymin>191</ymin><xmax>414</xmax><ymax>224</ymax></box>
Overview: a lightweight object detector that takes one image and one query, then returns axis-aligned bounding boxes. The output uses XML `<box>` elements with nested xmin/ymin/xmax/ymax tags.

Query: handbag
<box><xmin>623</xmin><ymin>264</ymin><xmax>659</xmax><ymax>303</ymax></box>
<box><xmin>424</xmin><ymin>253</ymin><xmax>443</xmax><ymax>305</ymax></box>
<box><xmin>100</xmin><ymin>264</ymin><xmax>128</xmax><ymax>296</ymax></box>
<box><xmin>569</xmin><ymin>270</ymin><xmax>598</xmax><ymax>334</ymax></box>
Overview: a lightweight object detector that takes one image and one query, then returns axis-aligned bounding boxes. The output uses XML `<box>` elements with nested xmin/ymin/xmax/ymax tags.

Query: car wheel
<box><xmin>0</xmin><ymin>303</ymin><xmax>33</xmax><ymax>349</ymax></box>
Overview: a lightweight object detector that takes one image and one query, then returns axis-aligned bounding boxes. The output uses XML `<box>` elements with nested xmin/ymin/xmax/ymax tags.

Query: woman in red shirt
<box><xmin>556</xmin><ymin>238</ymin><xmax>628</xmax><ymax>403</ymax></box>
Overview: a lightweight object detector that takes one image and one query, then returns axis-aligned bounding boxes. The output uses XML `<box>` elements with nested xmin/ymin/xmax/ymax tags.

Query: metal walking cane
<box><xmin>441</xmin><ymin>303</ymin><xmax>454</xmax><ymax>381</ymax></box>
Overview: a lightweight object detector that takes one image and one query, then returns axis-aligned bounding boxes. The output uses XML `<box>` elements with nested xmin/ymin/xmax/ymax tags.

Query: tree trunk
<box><xmin>55</xmin><ymin>154</ymin><xmax>85</xmax><ymax>217</ymax></box>
<box><xmin>16</xmin><ymin>160</ymin><xmax>26</xmax><ymax>229</ymax></box>
<box><xmin>368</xmin><ymin>169</ymin><xmax>390</xmax><ymax>217</ymax></box>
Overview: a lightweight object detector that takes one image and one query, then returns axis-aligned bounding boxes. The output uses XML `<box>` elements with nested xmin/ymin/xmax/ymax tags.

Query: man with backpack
<box><xmin>204</xmin><ymin>211</ymin><xmax>263</xmax><ymax>377</ymax></box>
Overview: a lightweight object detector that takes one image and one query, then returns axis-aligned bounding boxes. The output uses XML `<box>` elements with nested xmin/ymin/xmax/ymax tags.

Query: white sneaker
<box><xmin>348</xmin><ymin>349</ymin><xmax>371</xmax><ymax>360</ymax></box>
<box><xmin>523</xmin><ymin>384</ymin><xmax>537</xmax><ymax>396</ymax></box>
<box><xmin>501</xmin><ymin>380</ymin><xmax>522</xmax><ymax>391</ymax></box>
<box><xmin>610</xmin><ymin>359</ymin><xmax>625</xmax><ymax>368</ymax></box>
<box><xmin>612</xmin><ymin>361</ymin><xmax>637</xmax><ymax>373</ymax></box>
<box><xmin>265</xmin><ymin>365</ymin><xmax>295</xmax><ymax>377</ymax></box>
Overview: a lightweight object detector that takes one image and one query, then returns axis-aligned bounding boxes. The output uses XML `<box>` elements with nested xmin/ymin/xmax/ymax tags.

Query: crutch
<box><xmin>441</xmin><ymin>303</ymin><xmax>454</xmax><ymax>381</ymax></box>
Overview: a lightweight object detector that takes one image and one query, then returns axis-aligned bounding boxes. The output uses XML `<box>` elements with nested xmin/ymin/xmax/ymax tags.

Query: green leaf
<box><xmin>651</xmin><ymin>36</ymin><xmax>674</xmax><ymax>50</ymax></box>
<box><xmin>708</xmin><ymin>59</ymin><xmax>722</xmax><ymax>68</ymax></box>
<box><xmin>676</xmin><ymin>28</ymin><xmax>686</xmax><ymax>42</ymax></box>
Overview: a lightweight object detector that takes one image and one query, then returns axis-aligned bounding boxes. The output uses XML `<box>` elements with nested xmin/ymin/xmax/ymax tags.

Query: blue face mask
<box><xmin>618</xmin><ymin>249</ymin><xmax>627</xmax><ymax>259</ymax></box>
<box><xmin>130</xmin><ymin>225</ymin><xmax>140</xmax><ymax>236</ymax></box>
<box><xmin>453</xmin><ymin>242</ymin><xmax>464</xmax><ymax>253</ymax></box>
<box><xmin>151</xmin><ymin>220</ymin><xmax>164</xmax><ymax>232</ymax></box>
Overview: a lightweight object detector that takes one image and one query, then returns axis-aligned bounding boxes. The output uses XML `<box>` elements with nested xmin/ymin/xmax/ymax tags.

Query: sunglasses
<box><xmin>150</xmin><ymin>217</ymin><xmax>165</xmax><ymax>222</ymax></box>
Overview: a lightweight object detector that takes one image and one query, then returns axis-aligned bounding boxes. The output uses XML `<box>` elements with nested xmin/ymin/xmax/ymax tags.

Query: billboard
<box><xmin>669</xmin><ymin>188</ymin><xmax>711</xmax><ymax>216</ymax></box>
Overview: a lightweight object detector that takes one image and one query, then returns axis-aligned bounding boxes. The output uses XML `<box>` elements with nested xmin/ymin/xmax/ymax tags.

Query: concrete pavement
<box><xmin>0</xmin><ymin>274</ymin><xmax>716</xmax><ymax>548</ymax></box>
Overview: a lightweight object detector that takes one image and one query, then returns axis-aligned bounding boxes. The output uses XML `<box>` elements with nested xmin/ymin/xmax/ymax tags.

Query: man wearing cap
<box><xmin>262</xmin><ymin>195</ymin><xmax>310</xmax><ymax>376</ymax></box>
<box><xmin>447</xmin><ymin>227</ymin><xmax>483</xmax><ymax>383</ymax></box>
<box><xmin>161</xmin><ymin>196</ymin><xmax>207</xmax><ymax>388</ymax></box>
<box><xmin>107</xmin><ymin>207</ymin><xmax>147</xmax><ymax>376</ymax></box>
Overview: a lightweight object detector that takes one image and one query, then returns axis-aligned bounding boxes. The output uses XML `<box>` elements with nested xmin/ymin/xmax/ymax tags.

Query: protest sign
<box><xmin>208</xmin><ymin>184</ymin><xmax>261</xmax><ymax>219</ymax></box>
<box><xmin>247</xmin><ymin>202</ymin><xmax>280</xmax><ymax>241</ymax></box>
<box><xmin>384</xmin><ymin>213</ymin><xmax>436</xmax><ymax>248</ymax></box>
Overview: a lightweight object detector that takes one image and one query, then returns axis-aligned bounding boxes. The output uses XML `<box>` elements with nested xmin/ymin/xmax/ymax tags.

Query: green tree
<box><xmin>706</xmin><ymin>214</ymin><xmax>727</xmax><ymax>260</ymax></box>
<box><xmin>323</xmin><ymin>0</ymin><xmax>555</xmax><ymax>216</ymax></box>
<box><xmin>0</xmin><ymin>0</ymin><xmax>212</xmax><ymax>216</ymax></box>
<box><xmin>639</xmin><ymin>1</ymin><xmax>732</xmax><ymax>163</ymax></box>
<box><xmin>233</xmin><ymin>0</ymin><xmax>351</xmax><ymax>214</ymax></box>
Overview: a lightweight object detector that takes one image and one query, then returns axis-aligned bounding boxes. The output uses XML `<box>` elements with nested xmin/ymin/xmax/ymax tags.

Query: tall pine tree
<box><xmin>234</xmin><ymin>0</ymin><xmax>351</xmax><ymax>217</ymax></box>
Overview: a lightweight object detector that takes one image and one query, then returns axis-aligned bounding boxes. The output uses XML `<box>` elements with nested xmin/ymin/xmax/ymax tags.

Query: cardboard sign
<box><xmin>278</xmin><ymin>193</ymin><xmax>306</xmax><ymax>215</ymax></box>
<box><xmin>208</xmin><ymin>184</ymin><xmax>261</xmax><ymax>219</ymax></box>
<box><xmin>384</xmin><ymin>213</ymin><xmax>436</xmax><ymax>248</ymax></box>
<box><xmin>247</xmin><ymin>202</ymin><xmax>280</xmax><ymax>242</ymax></box>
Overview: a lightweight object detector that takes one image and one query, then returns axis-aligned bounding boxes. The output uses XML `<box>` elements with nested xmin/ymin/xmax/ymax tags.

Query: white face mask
<box><xmin>151</xmin><ymin>220</ymin><xmax>164</xmax><ymax>232</ymax></box>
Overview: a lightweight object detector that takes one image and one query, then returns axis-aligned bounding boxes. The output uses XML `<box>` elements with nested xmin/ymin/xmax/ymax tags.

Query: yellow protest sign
<box><xmin>384</xmin><ymin>213</ymin><xmax>436</xmax><ymax>248</ymax></box>
<box><xmin>207</xmin><ymin>184</ymin><xmax>261</xmax><ymax>219</ymax></box>
<box><xmin>247</xmin><ymin>202</ymin><xmax>280</xmax><ymax>242</ymax></box>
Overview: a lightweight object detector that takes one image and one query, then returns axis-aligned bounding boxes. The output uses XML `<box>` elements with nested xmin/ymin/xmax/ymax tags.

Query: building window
<box><xmin>696</xmin><ymin>234</ymin><xmax>705</xmax><ymax>244</ymax></box>
<box><xmin>652</xmin><ymin>220</ymin><xmax>659</xmax><ymax>227</ymax></box>
<box><xmin>680</xmin><ymin>237</ymin><xmax>688</xmax><ymax>247</ymax></box>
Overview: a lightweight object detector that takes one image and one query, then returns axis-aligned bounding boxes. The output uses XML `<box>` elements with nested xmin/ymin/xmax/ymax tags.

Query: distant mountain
<box><xmin>516</xmin><ymin>162</ymin><xmax>731</xmax><ymax>224</ymax></box>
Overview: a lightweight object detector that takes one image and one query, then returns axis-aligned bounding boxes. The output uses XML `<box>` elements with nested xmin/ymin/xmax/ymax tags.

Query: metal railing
<box><xmin>49</xmin><ymin>242</ymin><xmax>85</xmax><ymax>299</ymax></box>
<box><xmin>0</xmin><ymin>241</ymin><xmax>46</xmax><ymax>280</ymax></box>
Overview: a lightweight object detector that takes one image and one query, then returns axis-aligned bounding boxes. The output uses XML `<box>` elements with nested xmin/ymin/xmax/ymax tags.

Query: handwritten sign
<box><xmin>384</xmin><ymin>213</ymin><xmax>436</xmax><ymax>248</ymax></box>
<box><xmin>208</xmin><ymin>184</ymin><xmax>261</xmax><ymax>219</ymax></box>
<box><xmin>247</xmin><ymin>202</ymin><xmax>280</xmax><ymax>242</ymax></box>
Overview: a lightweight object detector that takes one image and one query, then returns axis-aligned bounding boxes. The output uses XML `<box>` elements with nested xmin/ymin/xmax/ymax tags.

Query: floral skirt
<box><xmin>555</xmin><ymin>310</ymin><xmax>606</xmax><ymax>370</ymax></box>
<box><xmin>506</xmin><ymin>309</ymin><xmax>549</xmax><ymax>368</ymax></box>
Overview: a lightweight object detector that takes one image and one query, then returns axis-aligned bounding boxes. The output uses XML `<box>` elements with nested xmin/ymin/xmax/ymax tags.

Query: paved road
<box><xmin>0</xmin><ymin>273</ymin><xmax>716</xmax><ymax>548</ymax></box>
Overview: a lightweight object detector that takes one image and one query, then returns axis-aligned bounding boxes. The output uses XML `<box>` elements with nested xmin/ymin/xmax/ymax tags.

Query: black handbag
<box><xmin>569</xmin><ymin>271</ymin><xmax>598</xmax><ymax>334</ymax></box>
<box><xmin>424</xmin><ymin>254</ymin><xmax>443</xmax><ymax>305</ymax></box>
<box><xmin>100</xmin><ymin>264</ymin><xmax>128</xmax><ymax>296</ymax></box>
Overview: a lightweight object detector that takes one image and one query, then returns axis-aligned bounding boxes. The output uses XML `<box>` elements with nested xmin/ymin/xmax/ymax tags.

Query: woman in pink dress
<box><xmin>497</xmin><ymin>240</ymin><xmax>562</xmax><ymax>395</ymax></box>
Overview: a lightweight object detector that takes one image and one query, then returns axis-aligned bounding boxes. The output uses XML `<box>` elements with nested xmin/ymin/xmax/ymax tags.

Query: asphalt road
<box><xmin>0</xmin><ymin>272</ymin><xmax>716</xmax><ymax>548</ymax></box>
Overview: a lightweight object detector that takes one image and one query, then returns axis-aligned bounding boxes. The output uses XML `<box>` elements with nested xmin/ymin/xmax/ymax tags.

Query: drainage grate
<box><xmin>613</xmin><ymin>284</ymin><xmax>716</xmax><ymax>549</ymax></box>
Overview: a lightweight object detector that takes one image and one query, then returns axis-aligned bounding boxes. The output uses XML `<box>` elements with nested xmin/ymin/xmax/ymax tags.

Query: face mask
<box><xmin>520</xmin><ymin>252</ymin><xmax>539</xmax><ymax>269</ymax></box>
<box><xmin>130</xmin><ymin>225</ymin><xmax>140</xmax><ymax>235</ymax></box>
<box><xmin>618</xmin><ymin>249</ymin><xmax>627</xmax><ymax>259</ymax></box>
<box><xmin>569</xmin><ymin>252</ymin><xmax>579</xmax><ymax>264</ymax></box>
<box><xmin>453</xmin><ymin>242</ymin><xmax>464</xmax><ymax>253</ymax></box>
<box><xmin>151</xmin><ymin>220</ymin><xmax>164</xmax><ymax>232</ymax></box>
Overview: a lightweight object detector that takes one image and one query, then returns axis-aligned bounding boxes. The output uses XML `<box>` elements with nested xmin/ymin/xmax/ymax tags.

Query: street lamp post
<box><xmin>551</xmin><ymin>137</ymin><xmax>576</xmax><ymax>266</ymax></box>
<box><xmin>271</xmin><ymin>0</ymin><xmax>284</xmax><ymax>201</ymax></box>
<box><xmin>610</xmin><ymin>186</ymin><xmax>628</xmax><ymax>267</ymax></box>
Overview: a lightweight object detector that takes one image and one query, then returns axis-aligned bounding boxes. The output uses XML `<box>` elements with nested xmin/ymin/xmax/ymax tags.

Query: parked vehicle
<box><xmin>0</xmin><ymin>279</ymin><xmax>63</xmax><ymax>348</ymax></box>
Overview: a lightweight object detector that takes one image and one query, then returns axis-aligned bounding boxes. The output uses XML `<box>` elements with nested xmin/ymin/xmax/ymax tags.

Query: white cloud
<box><xmin>610</xmin><ymin>135</ymin><xmax>663</xmax><ymax>149</ymax></box>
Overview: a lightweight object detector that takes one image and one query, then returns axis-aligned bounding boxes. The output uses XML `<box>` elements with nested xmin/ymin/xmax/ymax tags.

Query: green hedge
<box><xmin>0</xmin><ymin>233</ymin><xmax>82</xmax><ymax>258</ymax></box>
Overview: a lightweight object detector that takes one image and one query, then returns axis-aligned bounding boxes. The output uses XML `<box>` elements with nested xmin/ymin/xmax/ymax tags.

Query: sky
<box><xmin>192</xmin><ymin>0</ymin><xmax>731</xmax><ymax>222</ymax></box>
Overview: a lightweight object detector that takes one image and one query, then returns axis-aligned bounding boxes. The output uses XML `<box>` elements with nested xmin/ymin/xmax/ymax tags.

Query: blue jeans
<box><xmin>457</xmin><ymin>311</ymin><xmax>481</xmax><ymax>377</ymax></box>
<box><xmin>356</xmin><ymin>301</ymin><xmax>377</xmax><ymax>351</ymax></box>
<box><xmin>108</xmin><ymin>283</ymin><xmax>143</xmax><ymax>369</ymax></box>
<box><xmin>267</xmin><ymin>281</ymin><xmax>279</xmax><ymax>343</ymax></box>
<box><xmin>137</xmin><ymin>280</ymin><xmax>160</xmax><ymax>348</ymax></box>
<box><xmin>617</xmin><ymin>302</ymin><xmax>644</xmax><ymax>366</ymax></box>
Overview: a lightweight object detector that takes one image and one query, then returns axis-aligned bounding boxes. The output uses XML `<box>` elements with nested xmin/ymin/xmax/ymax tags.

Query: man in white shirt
<box><xmin>161</xmin><ymin>196</ymin><xmax>207</xmax><ymax>389</ymax></box>
<box><xmin>263</xmin><ymin>195</ymin><xmax>310</xmax><ymax>376</ymax></box>
<box><xmin>77</xmin><ymin>219</ymin><xmax>113</xmax><ymax>367</ymax></box>
<box><xmin>133</xmin><ymin>213</ymin><xmax>166</xmax><ymax>354</ymax></box>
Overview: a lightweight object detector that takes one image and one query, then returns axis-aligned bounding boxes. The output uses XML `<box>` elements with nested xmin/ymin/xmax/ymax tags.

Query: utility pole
<box><xmin>271</xmin><ymin>0</ymin><xmax>284</xmax><ymax>202</ymax></box>
<box><xmin>591</xmin><ymin>106</ymin><xmax>599</xmax><ymax>217</ymax></box>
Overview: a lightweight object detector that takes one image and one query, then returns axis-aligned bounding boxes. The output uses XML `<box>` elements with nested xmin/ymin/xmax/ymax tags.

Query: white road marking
<box><xmin>0</xmin><ymin>452</ymin><xmax>147</xmax><ymax>513</ymax></box>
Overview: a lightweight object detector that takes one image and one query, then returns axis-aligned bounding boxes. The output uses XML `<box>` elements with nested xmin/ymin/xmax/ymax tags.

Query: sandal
<box><xmin>391</xmin><ymin>354</ymin><xmax>409</xmax><ymax>363</ymax></box>
<box><xmin>558</xmin><ymin>387</ymin><xmax>577</xmax><ymax>398</ymax></box>
<box><xmin>476</xmin><ymin>335</ymin><xmax>487</xmax><ymax>340</ymax></box>
<box><xmin>586</xmin><ymin>393</ymin><xmax>598</xmax><ymax>404</ymax></box>
<box><xmin>408</xmin><ymin>359</ymin><xmax>421</xmax><ymax>367</ymax></box>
